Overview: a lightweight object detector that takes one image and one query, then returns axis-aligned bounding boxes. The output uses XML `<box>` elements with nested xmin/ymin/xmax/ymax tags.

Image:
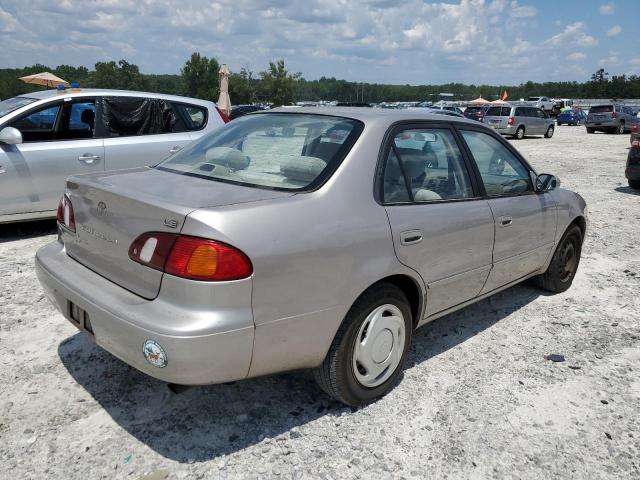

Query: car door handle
<box><xmin>400</xmin><ymin>230</ymin><xmax>423</xmax><ymax>245</ymax></box>
<box><xmin>499</xmin><ymin>216</ymin><xmax>513</xmax><ymax>227</ymax></box>
<box><xmin>78</xmin><ymin>154</ymin><xmax>100</xmax><ymax>165</ymax></box>
<box><xmin>169</xmin><ymin>145</ymin><xmax>182</xmax><ymax>154</ymax></box>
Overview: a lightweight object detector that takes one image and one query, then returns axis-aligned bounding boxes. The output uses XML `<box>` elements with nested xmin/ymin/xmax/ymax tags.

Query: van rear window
<box><xmin>589</xmin><ymin>105</ymin><xmax>613</xmax><ymax>113</ymax></box>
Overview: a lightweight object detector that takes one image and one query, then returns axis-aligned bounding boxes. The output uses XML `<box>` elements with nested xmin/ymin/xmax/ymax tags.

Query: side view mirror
<box><xmin>0</xmin><ymin>127</ymin><xmax>23</xmax><ymax>145</ymax></box>
<box><xmin>535</xmin><ymin>173</ymin><xmax>560</xmax><ymax>192</ymax></box>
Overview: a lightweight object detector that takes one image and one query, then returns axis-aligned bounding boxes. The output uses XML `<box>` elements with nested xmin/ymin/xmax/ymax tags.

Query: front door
<box><xmin>458</xmin><ymin>129</ymin><xmax>557</xmax><ymax>293</ymax></box>
<box><xmin>382</xmin><ymin>125</ymin><xmax>495</xmax><ymax>317</ymax></box>
<box><xmin>0</xmin><ymin>99</ymin><xmax>104</xmax><ymax>216</ymax></box>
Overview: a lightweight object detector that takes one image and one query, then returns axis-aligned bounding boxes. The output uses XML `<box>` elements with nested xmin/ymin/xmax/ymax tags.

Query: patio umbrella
<box><xmin>19</xmin><ymin>72</ymin><xmax>70</xmax><ymax>88</ymax></box>
<box><xmin>468</xmin><ymin>96</ymin><xmax>490</xmax><ymax>104</ymax></box>
<box><xmin>490</xmin><ymin>99</ymin><xmax>509</xmax><ymax>104</ymax></box>
<box><xmin>217</xmin><ymin>64</ymin><xmax>231</xmax><ymax>116</ymax></box>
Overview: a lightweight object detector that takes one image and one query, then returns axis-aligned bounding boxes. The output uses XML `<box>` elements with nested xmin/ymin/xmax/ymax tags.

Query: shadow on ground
<box><xmin>0</xmin><ymin>219</ymin><xmax>57</xmax><ymax>243</ymax></box>
<box><xmin>59</xmin><ymin>283</ymin><xmax>541</xmax><ymax>462</ymax></box>
<box><xmin>614</xmin><ymin>186</ymin><xmax>640</xmax><ymax>196</ymax></box>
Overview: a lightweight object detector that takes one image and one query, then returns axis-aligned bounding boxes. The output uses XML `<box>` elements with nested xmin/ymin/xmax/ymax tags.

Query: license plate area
<box><xmin>68</xmin><ymin>300</ymin><xmax>94</xmax><ymax>335</ymax></box>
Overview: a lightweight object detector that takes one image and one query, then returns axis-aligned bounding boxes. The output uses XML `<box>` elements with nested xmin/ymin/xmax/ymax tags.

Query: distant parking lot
<box><xmin>1</xmin><ymin>125</ymin><xmax>638</xmax><ymax>479</ymax></box>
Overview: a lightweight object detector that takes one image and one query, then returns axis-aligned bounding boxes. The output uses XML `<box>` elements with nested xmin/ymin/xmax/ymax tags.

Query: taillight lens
<box><xmin>216</xmin><ymin>106</ymin><xmax>230</xmax><ymax>124</ymax></box>
<box><xmin>611</xmin><ymin>111</ymin><xmax>617</xmax><ymax>119</ymax></box>
<box><xmin>632</xmin><ymin>139</ymin><xmax>640</xmax><ymax>149</ymax></box>
<box><xmin>507</xmin><ymin>116</ymin><xmax>515</xmax><ymax>125</ymax></box>
<box><xmin>129</xmin><ymin>233</ymin><xmax>252</xmax><ymax>281</ymax></box>
<box><xmin>632</xmin><ymin>125</ymin><xmax>638</xmax><ymax>134</ymax></box>
<box><xmin>56</xmin><ymin>194</ymin><xmax>76</xmax><ymax>232</ymax></box>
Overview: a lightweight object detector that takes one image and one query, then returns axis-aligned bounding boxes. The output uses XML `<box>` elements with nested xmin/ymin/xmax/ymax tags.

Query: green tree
<box><xmin>54</xmin><ymin>65</ymin><xmax>90</xmax><ymax>86</ymax></box>
<box><xmin>90</xmin><ymin>60</ymin><xmax>147</xmax><ymax>90</ymax></box>
<box><xmin>229</xmin><ymin>67</ymin><xmax>258</xmax><ymax>104</ymax></box>
<box><xmin>181</xmin><ymin>52</ymin><xmax>220</xmax><ymax>101</ymax></box>
<box><xmin>260</xmin><ymin>60</ymin><xmax>301</xmax><ymax>106</ymax></box>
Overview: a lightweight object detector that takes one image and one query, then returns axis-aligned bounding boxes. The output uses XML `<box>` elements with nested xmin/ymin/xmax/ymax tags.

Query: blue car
<box><xmin>556</xmin><ymin>109</ymin><xmax>587</xmax><ymax>126</ymax></box>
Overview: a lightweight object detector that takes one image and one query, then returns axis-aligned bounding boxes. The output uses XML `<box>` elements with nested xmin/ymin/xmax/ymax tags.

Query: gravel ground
<box><xmin>0</xmin><ymin>125</ymin><xmax>638</xmax><ymax>479</ymax></box>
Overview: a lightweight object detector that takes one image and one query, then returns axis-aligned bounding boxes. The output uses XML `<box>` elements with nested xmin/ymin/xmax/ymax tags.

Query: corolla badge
<box><xmin>142</xmin><ymin>339</ymin><xmax>167</xmax><ymax>368</ymax></box>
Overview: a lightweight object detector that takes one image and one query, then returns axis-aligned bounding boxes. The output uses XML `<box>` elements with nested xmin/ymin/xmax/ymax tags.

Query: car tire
<box><xmin>557</xmin><ymin>122</ymin><xmax>562</xmax><ymax>126</ymax></box>
<box><xmin>629</xmin><ymin>179</ymin><xmax>640</xmax><ymax>189</ymax></box>
<box><xmin>544</xmin><ymin>125</ymin><xmax>554</xmax><ymax>138</ymax></box>
<box><xmin>313</xmin><ymin>282</ymin><xmax>413</xmax><ymax>406</ymax></box>
<box><xmin>617</xmin><ymin>122</ymin><xmax>626</xmax><ymax>134</ymax></box>
<box><xmin>586</xmin><ymin>127</ymin><xmax>595</xmax><ymax>134</ymax></box>
<box><xmin>514</xmin><ymin>126</ymin><xmax>525</xmax><ymax>140</ymax></box>
<box><xmin>534</xmin><ymin>225</ymin><xmax>582</xmax><ymax>293</ymax></box>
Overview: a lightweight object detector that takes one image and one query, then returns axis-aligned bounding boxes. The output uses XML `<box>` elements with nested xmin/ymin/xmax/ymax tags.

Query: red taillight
<box><xmin>216</xmin><ymin>106</ymin><xmax>230</xmax><ymax>124</ymax></box>
<box><xmin>129</xmin><ymin>233</ymin><xmax>252</xmax><ymax>281</ymax></box>
<box><xmin>56</xmin><ymin>194</ymin><xmax>76</xmax><ymax>233</ymax></box>
<box><xmin>507</xmin><ymin>116</ymin><xmax>515</xmax><ymax>126</ymax></box>
<box><xmin>632</xmin><ymin>125</ymin><xmax>638</xmax><ymax>134</ymax></box>
<box><xmin>632</xmin><ymin>139</ymin><xmax>640</xmax><ymax>149</ymax></box>
<box><xmin>611</xmin><ymin>111</ymin><xmax>617</xmax><ymax>119</ymax></box>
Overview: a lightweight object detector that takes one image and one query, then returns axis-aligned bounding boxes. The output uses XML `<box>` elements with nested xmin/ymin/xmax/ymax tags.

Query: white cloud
<box><xmin>567</xmin><ymin>52</ymin><xmax>587</xmax><ymax>61</ymax></box>
<box><xmin>606</xmin><ymin>25</ymin><xmax>621</xmax><ymax>37</ymax></box>
<box><xmin>0</xmin><ymin>7</ymin><xmax>18</xmax><ymax>32</ymax></box>
<box><xmin>547</xmin><ymin>22</ymin><xmax>598</xmax><ymax>47</ymax></box>
<box><xmin>599</xmin><ymin>3</ymin><xmax>614</xmax><ymax>15</ymax></box>
<box><xmin>509</xmin><ymin>1</ymin><xmax>537</xmax><ymax>18</ymax></box>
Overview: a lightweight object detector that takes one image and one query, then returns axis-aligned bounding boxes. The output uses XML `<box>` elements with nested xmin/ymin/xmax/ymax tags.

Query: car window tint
<box><xmin>58</xmin><ymin>101</ymin><xmax>96</xmax><ymax>140</ymax></box>
<box><xmin>10</xmin><ymin>104</ymin><xmax>61</xmax><ymax>142</ymax></box>
<box><xmin>460</xmin><ymin>130</ymin><xmax>532</xmax><ymax>196</ymax></box>
<box><xmin>101</xmin><ymin>97</ymin><xmax>176</xmax><ymax>137</ymax></box>
<box><xmin>174</xmin><ymin>104</ymin><xmax>207</xmax><ymax>131</ymax></box>
<box><xmin>386</xmin><ymin>128</ymin><xmax>473</xmax><ymax>203</ymax></box>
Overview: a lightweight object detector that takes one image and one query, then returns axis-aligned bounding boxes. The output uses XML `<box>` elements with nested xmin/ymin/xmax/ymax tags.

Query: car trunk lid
<box><xmin>63</xmin><ymin>167</ymin><xmax>291</xmax><ymax>299</ymax></box>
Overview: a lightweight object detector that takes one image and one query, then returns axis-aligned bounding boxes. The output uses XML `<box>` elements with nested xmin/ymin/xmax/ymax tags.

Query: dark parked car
<box><xmin>463</xmin><ymin>105</ymin><xmax>489</xmax><ymax>122</ymax></box>
<box><xmin>585</xmin><ymin>104</ymin><xmax>639</xmax><ymax>134</ymax></box>
<box><xmin>335</xmin><ymin>102</ymin><xmax>372</xmax><ymax>107</ymax></box>
<box><xmin>556</xmin><ymin>109</ymin><xmax>587</xmax><ymax>126</ymax></box>
<box><xmin>626</xmin><ymin>135</ymin><xmax>640</xmax><ymax>189</ymax></box>
<box><xmin>229</xmin><ymin>105</ymin><xmax>265</xmax><ymax>120</ymax></box>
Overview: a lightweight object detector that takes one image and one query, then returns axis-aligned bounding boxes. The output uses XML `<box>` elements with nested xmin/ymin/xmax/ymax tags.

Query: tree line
<box><xmin>1</xmin><ymin>52</ymin><xmax>639</xmax><ymax>106</ymax></box>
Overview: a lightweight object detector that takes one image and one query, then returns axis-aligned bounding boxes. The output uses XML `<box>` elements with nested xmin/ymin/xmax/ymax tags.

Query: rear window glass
<box><xmin>0</xmin><ymin>96</ymin><xmax>37</xmax><ymax>118</ymax></box>
<box><xmin>465</xmin><ymin>106</ymin><xmax>482</xmax><ymax>113</ymax></box>
<box><xmin>589</xmin><ymin>105</ymin><xmax>613</xmax><ymax>113</ymax></box>
<box><xmin>157</xmin><ymin>113</ymin><xmax>363</xmax><ymax>191</ymax></box>
<box><xmin>485</xmin><ymin>107</ymin><xmax>510</xmax><ymax>117</ymax></box>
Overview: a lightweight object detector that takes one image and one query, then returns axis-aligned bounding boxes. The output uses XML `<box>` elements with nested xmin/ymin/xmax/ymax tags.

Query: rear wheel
<box><xmin>313</xmin><ymin>283</ymin><xmax>412</xmax><ymax>406</ymax></box>
<box><xmin>514</xmin><ymin>126</ymin><xmax>525</xmax><ymax>140</ymax></box>
<box><xmin>617</xmin><ymin>122</ymin><xmax>626</xmax><ymax>134</ymax></box>
<box><xmin>629</xmin><ymin>179</ymin><xmax>640</xmax><ymax>189</ymax></box>
<box><xmin>544</xmin><ymin>125</ymin><xmax>554</xmax><ymax>138</ymax></box>
<box><xmin>586</xmin><ymin>127</ymin><xmax>595</xmax><ymax>134</ymax></box>
<box><xmin>534</xmin><ymin>225</ymin><xmax>582</xmax><ymax>293</ymax></box>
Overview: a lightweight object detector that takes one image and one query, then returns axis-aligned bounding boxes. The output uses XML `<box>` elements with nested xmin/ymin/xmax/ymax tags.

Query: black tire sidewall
<box><xmin>334</xmin><ymin>286</ymin><xmax>412</xmax><ymax>406</ymax></box>
<box><xmin>548</xmin><ymin>225</ymin><xmax>583</xmax><ymax>291</ymax></box>
<box><xmin>516</xmin><ymin>127</ymin><xmax>524</xmax><ymax>139</ymax></box>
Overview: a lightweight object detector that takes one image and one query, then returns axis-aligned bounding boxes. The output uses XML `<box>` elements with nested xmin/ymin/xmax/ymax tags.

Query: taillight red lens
<box><xmin>632</xmin><ymin>140</ymin><xmax>640</xmax><ymax>149</ymax></box>
<box><xmin>165</xmin><ymin>236</ymin><xmax>252</xmax><ymax>281</ymax></box>
<box><xmin>216</xmin><ymin>106</ymin><xmax>230</xmax><ymax>124</ymax></box>
<box><xmin>56</xmin><ymin>194</ymin><xmax>76</xmax><ymax>232</ymax></box>
<box><xmin>129</xmin><ymin>233</ymin><xmax>252</xmax><ymax>281</ymax></box>
<box><xmin>611</xmin><ymin>111</ymin><xmax>617</xmax><ymax>119</ymax></box>
<box><xmin>508</xmin><ymin>116</ymin><xmax>515</xmax><ymax>125</ymax></box>
<box><xmin>632</xmin><ymin>125</ymin><xmax>638</xmax><ymax>134</ymax></box>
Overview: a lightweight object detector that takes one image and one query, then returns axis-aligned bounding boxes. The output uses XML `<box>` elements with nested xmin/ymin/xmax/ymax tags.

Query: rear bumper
<box><xmin>585</xmin><ymin>121</ymin><xmax>617</xmax><ymax>129</ymax></box>
<box><xmin>490</xmin><ymin>125</ymin><xmax>516</xmax><ymax>135</ymax></box>
<box><xmin>625</xmin><ymin>163</ymin><xmax>640</xmax><ymax>181</ymax></box>
<box><xmin>35</xmin><ymin>241</ymin><xmax>254</xmax><ymax>385</ymax></box>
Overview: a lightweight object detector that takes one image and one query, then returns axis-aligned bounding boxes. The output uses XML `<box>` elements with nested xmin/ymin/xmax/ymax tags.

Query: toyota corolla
<box><xmin>35</xmin><ymin>108</ymin><xmax>587</xmax><ymax>406</ymax></box>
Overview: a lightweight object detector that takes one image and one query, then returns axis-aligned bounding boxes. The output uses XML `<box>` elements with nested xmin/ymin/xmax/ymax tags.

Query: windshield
<box><xmin>157</xmin><ymin>113</ymin><xmax>363</xmax><ymax>191</ymax></box>
<box><xmin>589</xmin><ymin>105</ymin><xmax>613</xmax><ymax>113</ymax></box>
<box><xmin>0</xmin><ymin>96</ymin><xmax>38</xmax><ymax>118</ymax></box>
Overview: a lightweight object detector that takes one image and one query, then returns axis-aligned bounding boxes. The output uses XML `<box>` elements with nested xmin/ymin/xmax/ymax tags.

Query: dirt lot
<box><xmin>1</xmin><ymin>125</ymin><xmax>638</xmax><ymax>479</ymax></box>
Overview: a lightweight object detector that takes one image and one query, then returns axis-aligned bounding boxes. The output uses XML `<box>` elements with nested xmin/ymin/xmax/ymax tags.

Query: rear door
<box><xmin>382</xmin><ymin>123</ymin><xmax>494</xmax><ymax>317</ymax></box>
<box><xmin>483</xmin><ymin>106</ymin><xmax>510</xmax><ymax>130</ymax></box>
<box><xmin>101</xmin><ymin>96</ymin><xmax>194</xmax><ymax>171</ymax></box>
<box><xmin>0</xmin><ymin>98</ymin><xmax>104</xmax><ymax>216</ymax></box>
<box><xmin>458</xmin><ymin>128</ymin><xmax>557</xmax><ymax>293</ymax></box>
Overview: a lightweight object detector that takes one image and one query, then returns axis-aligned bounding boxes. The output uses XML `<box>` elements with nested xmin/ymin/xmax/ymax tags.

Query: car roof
<box><xmin>15</xmin><ymin>88</ymin><xmax>214</xmax><ymax>105</ymax></box>
<box><xmin>265</xmin><ymin>106</ymin><xmax>480</xmax><ymax>128</ymax></box>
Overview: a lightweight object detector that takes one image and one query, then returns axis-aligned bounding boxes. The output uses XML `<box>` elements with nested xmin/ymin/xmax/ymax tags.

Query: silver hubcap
<box><xmin>352</xmin><ymin>304</ymin><xmax>406</xmax><ymax>388</ymax></box>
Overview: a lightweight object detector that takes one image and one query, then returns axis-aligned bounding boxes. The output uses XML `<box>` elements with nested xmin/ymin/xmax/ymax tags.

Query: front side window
<box><xmin>460</xmin><ymin>130</ymin><xmax>532</xmax><ymax>196</ymax></box>
<box><xmin>383</xmin><ymin>128</ymin><xmax>474</xmax><ymax>203</ymax></box>
<box><xmin>157</xmin><ymin>113</ymin><xmax>362</xmax><ymax>191</ymax></box>
<box><xmin>10</xmin><ymin>103</ymin><xmax>61</xmax><ymax>142</ymax></box>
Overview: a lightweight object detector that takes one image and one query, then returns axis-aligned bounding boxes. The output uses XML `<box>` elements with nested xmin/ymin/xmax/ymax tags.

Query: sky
<box><xmin>0</xmin><ymin>0</ymin><xmax>636</xmax><ymax>85</ymax></box>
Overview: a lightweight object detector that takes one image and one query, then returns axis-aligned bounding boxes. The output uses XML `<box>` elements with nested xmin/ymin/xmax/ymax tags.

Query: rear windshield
<box><xmin>528</xmin><ymin>97</ymin><xmax>541</xmax><ymax>101</ymax></box>
<box><xmin>465</xmin><ymin>106</ymin><xmax>482</xmax><ymax>113</ymax></box>
<box><xmin>157</xmin><ymin>113</ymin><xmax>363</xmax><ymax>191</ymax></box>
<box><xmin>0</xmin><ymin>96</ymin><xmax>37</xmax><ymax>118</ymax></box>
<box><xmin>589</xmin><ymin>105</ymin><xmax>613</xmax><ymax>113</ymax></box>
<box><xmin>485</xmin><ymin>106</ymin><xmax>511</xmax><ymax>117</ymax></box>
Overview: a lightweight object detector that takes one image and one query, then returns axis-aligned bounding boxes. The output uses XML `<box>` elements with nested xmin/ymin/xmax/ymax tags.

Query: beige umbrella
<box><xmin>490</xmin><ymin>99</ymin><xmax>509</xmax><ymax>104</ymax></box>
<box><xmin>19</xmin><ymin>71</ymin><xmax>70</xmax><ymax>88</ymax></box>
<box><xmin>217</xmin><ymin>64</ymin><xmax>231</xmax><ymax>116</ymax></box>
<box><xmin>468</xmin><ymin>96</ymin><xmax>490</xmax><ymax>104</ymax></box>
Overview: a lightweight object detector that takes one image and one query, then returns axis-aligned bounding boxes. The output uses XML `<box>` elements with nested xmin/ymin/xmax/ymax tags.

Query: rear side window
<box><xmin>59</xmin><ymin>100</ymin><xmax>96</xmax><ymax>140</ymax></box>
<box><xmin>589</xmin><ymin>105</ymin><xmax>613</xmax><ymax>113</ymax></box>
<box><xmin>460</xmin><ymin>130</ymin><xmax>532</xmax><ymax>196</ymax></box>
<box><xmin>173</xmin><ymin>103</ymin><xmax>207</xmax><ymax>131</ymax></box>
<box><xmin>486</xmin><ymin>107</ymin><xmax>510</xmax><ymax>117</ymax></box>
<box><xmin>101</xmin><ymin>97</ymin><xmax>176</xmax><ymax>137</ymax></box>
<box><xmin>383</xmin><ymin>128</ymin><xmax>474</xmax><ymax>203</ymax></box>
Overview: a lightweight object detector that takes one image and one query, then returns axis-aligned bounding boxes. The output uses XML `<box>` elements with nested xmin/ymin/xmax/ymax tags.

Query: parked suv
<box><xmin>585</xmin><ymin>104</ymin><xmax>639</xmax><ymax>134</ymax></box>
<box><xmin>482</xmin><ymin>104</ymin><xmax>555</xmax><ymax>139</ymax></box>
<box><xmin>0</xmin><ymin>89</ymin><xmax>228</xmax><ymax>223</ymax></box>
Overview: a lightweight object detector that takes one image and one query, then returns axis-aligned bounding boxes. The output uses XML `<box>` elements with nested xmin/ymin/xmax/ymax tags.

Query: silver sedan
<box><xmin>35</xmin><ymin>108</ymin><xmax>587</xmax><ymax>406</ymax></box>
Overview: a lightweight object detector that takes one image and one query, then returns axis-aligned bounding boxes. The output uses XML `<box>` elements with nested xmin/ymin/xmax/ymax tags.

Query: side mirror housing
<box><xmin>535</xmin><ymin>173</ymin><xmax>560</xmax><ymax>192</ymax></box>
<box><xmin>0</xmin><ymin>127</ymin><xmax>23</xmax><ymax>145</ymax></box>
